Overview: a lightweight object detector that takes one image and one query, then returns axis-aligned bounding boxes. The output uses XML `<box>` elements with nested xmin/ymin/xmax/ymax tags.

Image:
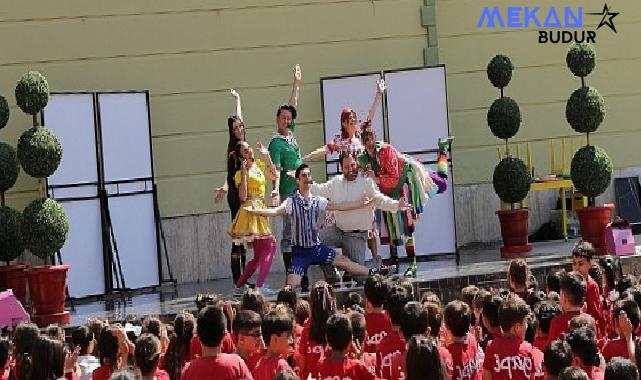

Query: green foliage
<box><xmin>566</xmin><ymin>42</ymin><xmax>596</xmax><ymax>77</ymax></box>
<box><xmin>571</xmin><ymin>145</ymin><xmax>612</xmax><ymax>198</ymax></box>
<box><xmin>566</xmin><ymin>86</ymin><xmax>606</xmax><ymax>134</ymax></box>
<box><xmin>15</xmin><ymin>71</ymin><xmax>49</xmax><ymax>115</ymax></box>
<box><xmin>22</xmin><ymin>198</ymin><xmax>68</xmax><ymax>259</ymax></box>
<box><xmin>0</xmin><ymin>206</ymin><xmax>23</xmax><ymax>262</ymax></box>
<box><xmin>493</xmin><ymin>157</ymin><xmax>531</xmax><ymax>204</ymax></box>
<box><xmin>17</xmin><ymin>127</ymin><xmax>62</xmax><ymax>178</ymax></box>
<box><xmin>0</xmin><ymin>95</ymin><xmax>9</xmax><ymax>129</ymax></box>
<box><xmin>487</xmin><ymin>55</ymin><xmax>514</xmax><ymax>88</ymax></box>
<box><xmin>0</xmin><ymin>142</ymin><xmax>20</xmax><ymax>192</ymax></box>
<box><xmin>487</xmin><ymin>97</ymin><xmax>521</xmax><ymax>140</ymax></box>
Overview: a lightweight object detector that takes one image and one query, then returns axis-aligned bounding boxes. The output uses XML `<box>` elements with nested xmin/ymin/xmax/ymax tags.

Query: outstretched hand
<box><xmin>214</xmin><ymin>187</ymin><xmax>227</xmax><ymax>203</ymax></box>
<box><xmin>257</xmin><ymin>141</ymin><xmax>269</xmax><ymax>156</ymax></box>
<box><xmin>360</xmin><ymin>196</ymin><xmax>374</xmax><ymax>207</ymax></box>
<box><xmin>230</xmin><ymin>89</ymin><xmax>240</xmax><ymax>99</ymax></box>
<box><xmin>376</xmin><ymin>79</ymin><xmax>386</xmax><ymax>94</ymax></box>
<box><xmin>293</xmin><ymin>64</ymin><xmax>302</xmax><ymax>82</ymax></box>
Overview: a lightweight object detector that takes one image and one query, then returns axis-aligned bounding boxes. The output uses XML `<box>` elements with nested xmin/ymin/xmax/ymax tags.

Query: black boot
<box><xmin>231</xmin><ymin>255</ymin><xmax>242</xmax><ymax>285</ymax></box>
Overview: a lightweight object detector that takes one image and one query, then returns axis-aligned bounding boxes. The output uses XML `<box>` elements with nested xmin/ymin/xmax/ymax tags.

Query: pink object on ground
<box><xmin>606</xmin><ymin>217</ymin><xmax>636</xmax><ymax>256</ymax></box>
<box><xmin>0</xmin><ymin>289</ymin><xmax>30</xmax><ymax>329</ymax></box>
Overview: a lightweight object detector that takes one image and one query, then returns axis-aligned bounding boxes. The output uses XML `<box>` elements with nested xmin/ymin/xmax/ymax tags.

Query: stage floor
<box><xmin>66</xmin><ymin>237</ymin><xmax>640</xmax><ymax>327</ymax></box>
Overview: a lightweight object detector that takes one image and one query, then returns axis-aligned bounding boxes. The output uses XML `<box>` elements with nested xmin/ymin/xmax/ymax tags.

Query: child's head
<box><xmin>473</xmin><ymin>289</ymin><xmax>491</xmax><ymax>321</ymax></box>
<box><xmin>241</xmin><ymin>288</ymin><xmax>267</xmax><ymax>316</ymax></box>
<box><xmin>349</xmin><ymin>311</ymin><xmax>367</xmax><ymax>346</ymax></box>
<box><xmin>498</xmin><ymin>296</ymin><xmax>530</xmax><ymax>339</ymax></box>
<box><xmin>406</xmin><ymin>336</ymin><xmax>445</xmax><ymax>380</ymax></box>
<box><xmin>294</xmin><ymin>300</ymin><xmax>310</xmax><ymax>326</ymax></box>
<box><xmin>543</xmin><ymin>339</ymin><xmax>573</xmax><ymax>379</ymax></box>
<box><xmin>400</xmin><ymin>302</ymin><xmax>429</xmax><ymax>340</ymax></box>
<box><xmin>276</xmin><ymin>286</ymin><xmax>298</xmax><ymax>312</ymax></box>
<box><xmin>30</xmin><ymin>336</ymin><xmax>65</xmax><ymax>380</ymax></box>
<box><xmin>420</xmin><ymin>290</ymin><xmax>442</xmax><ymax>306</ymax></box>
<box><xmin>195</xmin><ymin>293</ymin><xmax>221</xmax><ymax>313</ymax></box>
<box><xmin>233</xmin><ymin>309</ymin><xmax>262</xmax><ymax>355</ymax></box>
<box><xmin>569</xmin><ymin>314</ymin><xmax>597</xmax><ymax>334</ymax></box>
<box><xmin>72</xmin><ymin>326</ymin><xmax>95</xmax><ymax>356</ymax></box>
<box><xmin>588</xmin><ymin>264</ymin><xmax>603</xmax><ymax>293</ymax></box>
<box><xmin>385</xmin><ymin>285</ymin><xmax>411</xmax><ymax>327</ymax></box>
<box><xmin>398</xmin><ymin>278</ymin><xmax>416</xmax><ymax>300</ymax></box>
<box><xmin>326</xmin><ymin>313</ymin><xmax>352</xmax><ymax>352</ymax></box>
<box><xmin>262</xmin><ymin>308</ymin><xmax>294</xmax><ymax>355</ymax></box>
<box><xmin>559</xmin><ymin>367</ymin><xmax>589</xmax><ymax>380</ymax></box>
<box><xmin>560</xmin><ymin>271</ymin><xmax>586</xmax><ymax>310</ymax></box>
<box><xmin>614</xmin><ymin>299</ymin><xmax>641</xmax><ymax>333</ymax></box>
<box><xmin>141</xmin><ymin>317</ymin><xmax>162</xmax><ymax>339</ymax></box>
<box><xmin>274</xmin><ymin>370</ymin><xmax>301</xmax><ymax>380</ymax></box>
<box><xmin>197</xmin><ymin>305</ymin><xmax>227</xmax><ymax>348</ymax></box>
<box><xmin>46</xmin><ymin>324</ymin><xmax>65</xmax><ymax>342</ymax></box>
<box><xmin>605</xmin><ymin>357</ymin><xmax>639</xmax><ymax>380</ymax></box>
<box><xmin>599</xmin><ymin>257</ymin><xmax>616</xmax><ymax>291</ymax></box>
<box><xmin>547</xmin><ymin>269</ymin><xmax>564</xmax><ymax>294</ymax></box>
<box><xmin>616</xmin><ymin>274</ymin><xmax>637</xmax><ymax>295</ymax></box>
<box><xmin>444</xmin><ymin>300</ymin><xmax>471</xmax><ymax>339</ymax></box>
<box><xmin>571</xmin><ymin>240</ymin><xmax>594</xmax><ymax>277</ymax></box>
<box><xmin>98</xmin><ymin>326</ymin><xmax>119</xmax><ymax>366</ymax></box>
<box><xmin>565</xmin><ymin>327</ymin><xmax>601</xmax><ymax>368</ymax></box>
<box><xmin>424</xmin><ymin>301</ymin><xmax>443</xmax><ymax>338</ymax></box>
<box><xmin>481</xmin><ymin>295</ymin><xmax>503</xmax><ymax>331</ymax></box>
<box><xmin>309</xmin><ymin>281</ymin><xmax>336</xmax><ymax>344</ymax></box>
<box><xmin>508</xmin><ymin>259</ymin><xmax>528</xmax><ymax>291</ymax></box>
<box><xmin>364</xmin><ymin>275</ymin><xmax>389</xmax><ymax>311</ymax></box>
<box><xmin>534</xmin><ymin>301</ymin><xmax>561</xmax><ymax>335</ymax></box>
<box><xmin>134</xmin><ymin>334</ymin><xmax>162</xmax><ymax>377</ymax></box>
<box><xmin>460</xmin><ymin>285</ymin><xmax>479</xmax><ymax>309</ymax></box>
<box><xmin>346</xmin><ymin>292</ymin><xmax>363</xmax><ymax>311</ymax></box>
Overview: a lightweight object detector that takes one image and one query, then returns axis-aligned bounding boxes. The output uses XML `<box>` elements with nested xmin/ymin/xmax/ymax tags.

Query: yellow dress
<box><xmin>228</xmin><ymin>159</ymin><xmax>273</xmax><ymax>245</ymax></box>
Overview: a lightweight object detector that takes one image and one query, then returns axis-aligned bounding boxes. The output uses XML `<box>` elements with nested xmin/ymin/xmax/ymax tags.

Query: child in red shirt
<box><xmin>316</xmin><ymin>314</ymin><xmax>375</xmax><ymax>380</ymax></box>
<box><xmin>565</xmin><ymin>327</ymin><xmax>604</xmax><ymax>380</ymax></box>
<box><xmin>364</xmin><ymin>275</ymin><xmax>392</xmax><ymax>352</ymax></box>
<box><xmin>508</xmin><ymin>259</ymin><xmax>532</xmax><ymax>302</ymax></box>
<box><xmin>480</xmin><ymin>295</ymin><xmax>504</xmax><ymax>351</ymax></box>
<box><xmin>376</xmin><ymin>285</ymin><xmax>410</xmax><ymax>379</ymax></box>
<box><xmin>252</xmin><ymin>309</ymin><xmax>292</xmax><ymax>380</ymax></box>
<box><xmin>134</xmin><ymin>334</ymin><xmax>170</xmax><ymax>380</ymax></box>
<box><xmin>532</xmin><ymin>301</ymin><xmax>561</xmax><ymax>352</ymax></box>
<box><xmin>548</xmin><ymin>271</ymin><xmax>589</xmax><ymax>343</ymax></box>
<box><xmin>443</xmin><ymin>300</ymin><xmax>483</xmax><ymax>380</ymax></box>
<box><xmin>298</xmin><ymin>282</ymin><xmax>335</xmax><ymax>379</ymax></box>
<box><xmin>405</xmin><ymin>336</ymin><xmax>449</xmax><ymax>380</ymax></box>
<box><xmin>233</xmin><ymin>310</ymin><xmax>264</xmax><ymax>372</ymax></box>
<box><xmin>181</xmin><ymin>306</ymin><xmax>253</xmax><ymax>380</ymax></box>
<box><xmin>602</xmin><ymin>299</ymin><xmax>639</xmax><ymax>362</ymax></box>
<box><xmin>349</xmin><ymin>311</ymin><xmax>377</xmax><ymax>376</ymax></box>
<box><xmin>572</xmin><ymin>240</ymin><xmax>605</xmax><ymax>337</ymax></box>
<box><xmin>483</xmin><ymin>296</ymin><xmax>538</xmax><ymax>380</ymax></box>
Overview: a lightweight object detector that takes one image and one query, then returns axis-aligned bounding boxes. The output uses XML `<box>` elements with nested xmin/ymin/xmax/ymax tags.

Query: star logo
<box><xmin>587</xmin><ymin>4</ymin><xmax>619</xmax><ymax>33</ymax></box>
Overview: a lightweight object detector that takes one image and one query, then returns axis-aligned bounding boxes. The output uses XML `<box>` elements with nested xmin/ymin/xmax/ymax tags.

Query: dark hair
<box><xmin>309</xmin><ymin>281</ymin><xmax>336</xmax><ymax>344</ymax></box>
<box><xmin>599</xmin><ymin>257</ymin><xmax>616</xmax><ymax>290</ymax></box>
<box><xmin>615</xmin><ymin>299</ymin><xmax>641</xmax><ymax>331</ymax></box>
<box><xmin>27</xmin><ymin>336</ymin><xmax>65</xmax><ymax>380</ymax></box>
<box><xmin>565</xmin><ymin>327</ymin><xmax>601</xmax><ymax>367</ymax></box>
<box><xmin>482</xmin><ymin>295</ymin><xmax>503</xmax><ymax>329</ymax></box>
<box><xmin>277</xmin><ymin>286</ymin><xmax>298</xmax><ymax>312</ymax></box>
<box><xmin>262</xmin><ymin>310</ymin><xmax>293</xmax><ymax>347</ymax></box>
<box><xmin>233</xmin><ymin>309</ymin><xmax>262</xmax><ymax>338</ymax></box>
<box><xmin>544</xmin><ymin>339</ymin><xmax>573</xmax><ymax>377</ymax></box>
<box><xmin>294</xmin><ymin>300</ymin><xmax>310</xmax><ymax>326</ymax></box>
<box><xmin>164</xmin><ymin>312</ymin><xmax>195</xmax><ymax>380</ymax></box>
<box><xmin>420</xmin><ymin>290</ymin><xmax>442</xmax><ymax>306</ymax></box>
<box><xmin>98</xmin><ymin>326</ymin><xmax>119</xmax><ymax>367</ymax></box>
<box><xmin>498</xmin><ymin>296</ymin><xmax>530</xmax><ymax>332</ymax></box>
<box><xmin>424</xmin><ymin>301</ymin><xmax>443</xmax><ymax>338</ymax></box>
<box><xmin>227</xmin><ymin>116</ymin><xmax>246</xmax><ymax>184</ymax></box>
<box><xmin>72</xmin><ymin>326</ymin><xmax>94</xmax><ymax>355</ymax></box>
<box><xmin>400</xmin><ymin>302</ymin><xmax>429</xmax><ymax>340</ymax></box>
<box><xmin>86</xmin><ymin>319</ymin><xmax>106</xmax><ymax>357</ymax></box>
<box><xmin>406</xmin><ymin>336</ymin><xmax>445</xmax><ymax>380</ymax></box>
<box><xmin>241</xmin><ymin>288</ymin><xmax>267</xmax><ymax>317</ymax></box>
<box><xmin>460</xmin><ymin>285</ymin><xmax>479</xmax><ymax>309</ymax></box>
<box><xmin>0</xmin><ymin>339</ymin><xmax>10</xmax><ymax>371</ymax></box>
<box><xmin>339</xmin><ymin>151</ymin><xmax>358</xmax><ymax>169</ymax></box>
<box><xmin>276</xmin><ymin>104</ymin><xmax>297</xmax><ymax>120</ymax></box>
<box><xmin>444</xmin><ymin>300</ymin><xmax>471</xmax><ymax>338</ymax></box>
<box><xmin>547</xmin><ymin>269</ymin><xmax>564</xmax><ymax>294</ymax></box>
<box><xmin>195</xmin><ymin>293</ymin><xmax>221</xmax><ymax>313</ymax></box>
<box><xmin>559</xmin><ymin>367</ymin><xmax>589</xmax><ymax>380</ymax></box>
<box><xmin>572</xmin><ymin>240</ymin><xmax>594</xmax><ymax>261</ymax></box>
<box><xmin>197</xmin><ymin>305</ymin><xmax>227</xmax><ymax>348</ymax></box>
<box><xmin>616</xmin><ymin>274</ymin><xmax>637</xmax><ymax>295</ymax></box>
<box><xmin>508</xmin><ymin>259</ymin><xmax>528</xmax><ymax>289</ymax></box>
<box><xmin>141</xmin><ymin>317</ymin><xmax>162</xmax><ymax>339</ymax></box>
<box><xmin>398</xmin><ymin>279</ymin><xmax>416</xmax><ymax>301</ymax></box>
<box><xmin>589</xmin><ymin>264</ymin><xmax>603</xmax><ymax>293</ymax></box>
<box><xmin>294</xmin><ymin>164</ymin><xmax>310</xmax><ymax>180</ymax></box>
<box><xmin>560</xmin><ymin>271</ymin><xmax>586</xmax><ymax>307</ymax></box>
<box><xmin>134</xmin><ymin>334</ymin><xmax>161</xmax><ymax>376</ymax></box>
<box><xmin>386</xmin><ymin>285</ymin><xmax>411</xmax><ymax>326</ymax></box>
<box><xmin>325</xmin><ymin>314</ymin><xmax>352</xmax><ymax>351</ymax></box>
<box><xmin>274</xmin><ymin>370</ymin><xmax>301</xmax><ymax>380</ymax></box>
<box><xmin>364</xmin><ymin>275</ymin><xmax>388</xmax><ymax>308</ymax></box>
<box><xmin>230</xmin><ymin>140</ymin><xmax>251</xmax><ymax>177</ymax></box>
<box><xmin>349</xmin><ymin>311</ymin><xmax>367</xmax><ymax>345</ymax></box>
<box><xmin>46</xmin><ymin>324</ymin><xmax>65</xmax><ymax>342</ymax></box>
<box><xmin>569</xmin><ymin>314</ymin><xmax>597</xmax><ymax>333</ymax></box>
<box><xmin>346</xmin><ymin>292</ymin><xmax>363</xmax><ymax>310</ymax></box>
<box><xmin>605</xmin><ymin>357</ymin><xmax>639</xmax><ymax>380</ymax></box>
<box><xmin>534</xmin><ymin>301</ymin><xmax>561</xmax><ymax>334</ymax></box>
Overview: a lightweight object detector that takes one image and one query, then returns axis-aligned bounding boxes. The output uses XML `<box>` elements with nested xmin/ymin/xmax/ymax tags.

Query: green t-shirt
<box><xmin>268</xmin><ymin>122</ymin><xmax>302</xmax><ymax>196</ymax></box>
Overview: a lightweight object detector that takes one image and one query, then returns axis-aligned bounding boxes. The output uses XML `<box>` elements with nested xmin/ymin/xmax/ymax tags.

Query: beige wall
<box><xmin>0</xmin><ymin>0</ymin><xmax>429</xmax><ymax>218</ymax></box>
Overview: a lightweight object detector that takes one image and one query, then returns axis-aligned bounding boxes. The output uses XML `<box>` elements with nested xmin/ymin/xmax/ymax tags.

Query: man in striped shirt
<box><xmin>245</xmin><ymin>164</ymin><xmax>386</xmax><ymax>288</ymax></box>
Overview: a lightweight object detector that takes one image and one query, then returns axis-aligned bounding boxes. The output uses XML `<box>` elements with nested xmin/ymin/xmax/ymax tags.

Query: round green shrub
<box><xmin>566</xmin><ymin>86</ymin><xmax>606</xmax><ymax>134</ymax></box>
<box><xmin>15</xmin><ymin>71</ymin><xmax>49</xmax><ymax>115</ymax></box>
<box><xmin>566</xmin><ymin>42</ymin><xmax>596</xmax><ymax>77</ymax></box>
<box><xmin>571</xmin><ymin>145</ymin><xmax>612</xmax><ymax>198</ymax></box>
<box><xmin>0</xmin><ymin>95</ymin><xmax>9</xmax><ymax>129</ymax></box>
<box><xmin>487</xmin><ymin>55</ymin><xmax>514</xmax><ymax>88</ymax></box>
<box><xmin>493</xmin><ymin>157</ymin><xmax>531</xmax><ymax>204</ymax></box>
<box><xmin>0</xmin><ymin>206</ymin><xmax>23</xmax><ymax>262</ymax></box>
<box><xmin>17</xmin><ymin>127</ymin><xmax>62</xmax><ymax>178</ymax></box>
<box><xmin>487</xmin><ymin>97</ymin><xmax>521</xmax><ymax>140</ymax></box>
<box><xmin>0</xmin><ymin>142</ymin><xmax>20</xmax><ymax>192</ymax></box>
<box><xmin>22</xmin><ymin>198</ymin><xmax>68</xmax><ymax>259</ymax></box>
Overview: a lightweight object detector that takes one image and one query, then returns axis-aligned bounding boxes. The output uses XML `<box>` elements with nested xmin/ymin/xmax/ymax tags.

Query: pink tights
<box><xmin>236</xmin><ymin>237</ymin><xmax>276</xmax><ymax>288</ymax></box>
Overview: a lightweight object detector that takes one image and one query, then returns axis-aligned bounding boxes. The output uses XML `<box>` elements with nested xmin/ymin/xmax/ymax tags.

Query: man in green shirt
<box><xmin>268</xmin><ymin>65</ymin><xmax>308</xmax><ymax>289</ymax></box>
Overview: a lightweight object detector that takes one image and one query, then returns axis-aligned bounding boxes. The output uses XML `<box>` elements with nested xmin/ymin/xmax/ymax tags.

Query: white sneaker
<box><xmin>259</xmin><ymin>286</ymin><xmax>276</xmax><ymax>297</ymax></box>
<box><xmin>234</xmin><ymin>285</ymin><xmax>249</xmax><ymax>297</ymax></box>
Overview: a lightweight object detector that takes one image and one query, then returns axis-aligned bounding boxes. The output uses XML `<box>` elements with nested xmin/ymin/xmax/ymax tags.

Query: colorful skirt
<box><xmin>228</xmin><ymin>198</ymin><xmax>273</xmax><ymax>246</ymax></box>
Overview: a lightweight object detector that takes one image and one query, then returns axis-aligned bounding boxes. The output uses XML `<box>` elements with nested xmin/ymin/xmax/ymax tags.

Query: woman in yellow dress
<box><xmin>228</xmin><ymin>140</ymin><xmax>280</xmax><ymax>295</ymax></box>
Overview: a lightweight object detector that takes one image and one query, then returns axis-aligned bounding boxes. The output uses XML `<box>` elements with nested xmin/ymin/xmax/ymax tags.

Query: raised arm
<box><xmin>365</xmin><ymin>79</ymin><xmax>385</xmax><ymax>123</ymax></box>
<box><xmin>257</xmin><ymin>142</ymin><xmax>281</xmax><ymax>205</ymax></box>
<box><xmin>302</xmin><ymin>145</ymin><xmax>330</xmax><ymax>162</ymax></box>
<box><xmin>230</xmin><ymin>89</ymin><xmax>243</xmax><ymax>121</ymax></box>
<box><xmin>288</xmin><ymin>64</ymin><xmax>302</xmax><ymax>108</ymax></box>
<box><xmin>326</xmin><ymin>196</ymin><xmax>372</xmax><ymax>211</ymax></box>
<box><xmin>236</xmin><ymin>162</ymin><xmax>249</xmax><ymax>203</ymax></box>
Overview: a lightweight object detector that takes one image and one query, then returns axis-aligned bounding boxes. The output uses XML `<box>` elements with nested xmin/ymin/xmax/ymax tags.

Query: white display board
<box><xmin>320</xmin><ymin>74</ymin><xmax>384</xmax><ymax>175</ymax></box>
<box><xmin>44</xmin><ymin>94</ymin><xmax>99</xmax><ymax>198</ymax></box>
<box><xmin>98</xmin><ymin>92</ymin><xmax>153</xmax><ymax>182</ymax></box>
<box><xmin>58</xmin><ymin>199</ymin><xmax>105</xmax><ymax>297</ymax></box>
<box><xmin>108</xmin><ymin>194</ymin><xmax>159</xmax><ymax>289</ymax></box>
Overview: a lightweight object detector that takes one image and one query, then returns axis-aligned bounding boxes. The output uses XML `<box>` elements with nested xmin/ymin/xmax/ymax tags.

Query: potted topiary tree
<box><xmin>565</xmin><ymin>43</ymin><xmax>612</xmax><ymax>254</ymax></box>
<box><xmin>14</xmin><ymin>71</ymin><xmax>70</xmax><ymax>325</ymax></box>
<box><xmin>487</xmin><ymin>55</ymin><xmax>533</xmax><ymax>256</ymax></box>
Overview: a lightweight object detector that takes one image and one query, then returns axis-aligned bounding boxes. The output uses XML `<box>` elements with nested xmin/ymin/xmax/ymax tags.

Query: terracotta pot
<box><xmin>496</xmin><ymin>208</ymin><xmax>533</xmax><ymax>256</ymax></box>
<box><xmin>0</xmin><ymin>264</ymin><xmax>28</xmax><ymax>305</ymax></box>
<box><xmin>27</xmin><ymin>264</ymin><xmax>69</xmax><ymax>315</ymax></box>
<box><xmin>576</xmin><ymin>205</ymin><xmax>614</xmax><ymax>255</ymax></box>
